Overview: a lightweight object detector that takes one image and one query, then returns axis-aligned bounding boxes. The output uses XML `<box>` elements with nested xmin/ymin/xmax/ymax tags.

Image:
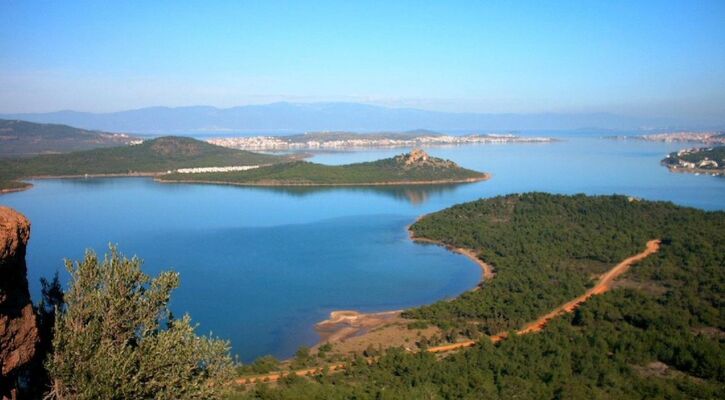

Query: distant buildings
<box><xmin>207</xmin><ymin>133</ymin><xmax>554</xmax><ymax>151</ymax></box>
<box><xmin>174</xmin><ymin>165</ymin><xmax>259</xmax><ymax>174</ymax></box>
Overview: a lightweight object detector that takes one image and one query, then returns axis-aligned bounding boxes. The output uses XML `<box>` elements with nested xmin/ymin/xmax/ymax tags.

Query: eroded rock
<box><xmin>0</xmin><ymin>207</ymin><xmax>38</xmax><ymax>397</ymax></box>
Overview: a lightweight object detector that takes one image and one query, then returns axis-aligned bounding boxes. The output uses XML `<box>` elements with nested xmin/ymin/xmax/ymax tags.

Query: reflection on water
<box><xmin>1</xmin><ymin>137</ymin><xmax>724</xmax><ymax>362</ymax></box>
<box><xmin>255</xmin><ymin>183</ymin><xmax>468</xmax><ymax>205</ymax></box>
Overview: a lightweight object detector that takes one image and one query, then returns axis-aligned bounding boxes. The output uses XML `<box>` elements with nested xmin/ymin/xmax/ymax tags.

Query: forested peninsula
<box><xmin>1</xmin><ymin>137</ymin><xmax>486</xmax><ymax>193</ymax></box>
<box><xmin>232</xmin><ymin>193</ymin><xmax>724</xmax><ymax>399</ymax></box>
<box><xmin>158</xmin><ymin>149</ymin><xmax>488</xmax><ymax>186</ymax></box>
<box><xmin>662</xmin><ymin>146</ymin><xmax>724</xmax><ymax>176</ymax></box>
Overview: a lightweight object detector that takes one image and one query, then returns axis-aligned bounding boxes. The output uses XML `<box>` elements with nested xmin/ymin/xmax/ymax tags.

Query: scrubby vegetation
<box><xmin>0</xmin><ymin>136</ymin><xmax>284</xmax><ymax>190</ymax></box>
<box><xmin>46</xmin><ymin>247</ymin><xmax>235</xmax><ymax>399</ymax></box>
<box><xmin>160</xmin><ymin>151</ymin><xmax>486</xmax><ymax>186</ymax></box>
<box><xmin>232</xmin><ymin>193</ymin><xmax>724</xmax><ymax>399</ymax></box>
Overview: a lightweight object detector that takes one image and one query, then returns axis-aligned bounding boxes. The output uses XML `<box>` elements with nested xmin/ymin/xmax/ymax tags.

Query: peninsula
<box><xmin>661</xmin><ymin>146</ymin><xmax>724</xmax><ymax>176</ymax></box>
<box><xmin>158</xmin><ymin>149</ymin><xmax>489</xmax><ymax>186</ymax></box>
<box><xmin>233</xmin><ymin>193</ymin><xmax>724</xmax><ymax>399</ymax></box>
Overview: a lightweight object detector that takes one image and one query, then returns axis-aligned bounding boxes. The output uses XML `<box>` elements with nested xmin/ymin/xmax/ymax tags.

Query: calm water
<box><xmin>1</xmin><ymin>137</ymin><xmax>723</xmax><ymax>361</ymax></box>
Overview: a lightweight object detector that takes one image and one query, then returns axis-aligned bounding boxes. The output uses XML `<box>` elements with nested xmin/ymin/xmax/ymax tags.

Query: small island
<box><xmin>158</xmin><ymin>149</ymin><xmax>489</xmax><ymax>186</ymax></box>
<box><xmin>661</xmin><ymin>146</ymin><xmax>724</xmax><ymax>176</ymax></box>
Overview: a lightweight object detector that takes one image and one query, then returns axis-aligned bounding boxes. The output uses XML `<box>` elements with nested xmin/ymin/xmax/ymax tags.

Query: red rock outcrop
<box><xmin>0</xmin><ymin>207</ymin><xmax>38</xmax><ymax>398</ymax></box>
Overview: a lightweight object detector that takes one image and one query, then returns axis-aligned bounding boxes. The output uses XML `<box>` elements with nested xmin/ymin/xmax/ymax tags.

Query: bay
<box><xmin>1</xmin><ymin>136</ymin><xmax>723</xmax><ymax>361</ymax></box>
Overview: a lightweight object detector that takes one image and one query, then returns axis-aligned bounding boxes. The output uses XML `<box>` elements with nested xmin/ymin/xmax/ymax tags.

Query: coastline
<box><xmin>155</xmin><ymin>173</ymin><xmax>490</xmax><ymax>188</ymax></box>
<box><xmin>663</xmin><ymin>164</ymin><xmax>724</xmax><ymax>177</ymax></box>
<box><xmin>0</xmin><ymin>183</ymin><xmax>33</xmax><ymax>195</ymax></box>
<box><xmin>246</xmin><ymin>239</ymin><xmax>661</xmax><ymax>384</ymax></box>
<box><xmin>0</xmin><ymin>173</ymin><xmax>161</xmax><ymax>196</ymax></box>
<box><xmin>313</xmin><ymin>214</ymin><xmax>495</xmax><ymax>349</ymax></box>
<box><xmin>2</xmin><ymin>172</ymin><xmax>488</xmax><ymax>197</ymax></box>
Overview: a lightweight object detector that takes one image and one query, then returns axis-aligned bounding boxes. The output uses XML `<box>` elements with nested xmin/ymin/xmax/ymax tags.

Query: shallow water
<box><xmin>1</xmin><ymin>136</ymin><xmax>723</xmax><ymax>361</ymax></box>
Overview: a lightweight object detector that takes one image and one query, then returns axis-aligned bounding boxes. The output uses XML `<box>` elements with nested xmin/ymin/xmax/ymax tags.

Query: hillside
<box><xmin>0</xmin><ymin>136</ymin><xmax>285</xmax><ymax>191</ymax></box>
<box><xmin>0</xmin><ymin>119</ymin><xmax>139</xmax><ymax>157</ymax></box>
<box><xmin>231</xmin><ymin>194</ymin><xmax>724</xmax><ymax>399</ymax></box>
<box><xmin>159</xmin><ymin>149</ymin><xmax>488</xmax><ymax>186</ymax></box>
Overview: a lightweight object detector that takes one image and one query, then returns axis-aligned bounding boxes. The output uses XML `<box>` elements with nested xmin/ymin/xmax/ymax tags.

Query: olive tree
<box><xmin>46</xmin><ymin>246</ymin><xmax>235</xmax><ymax>399</ymax></box>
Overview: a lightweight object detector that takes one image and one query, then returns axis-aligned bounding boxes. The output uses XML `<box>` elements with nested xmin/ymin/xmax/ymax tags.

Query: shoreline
<box><xmin>155</xmin><ymin>173</ymin><xmax>490</xmax><ymax>188</ymax></box>
<box><xmin>0</xmin><ymin>183</ymin><xmax>33</xmax><ymax>195</ymax></box>
<box><xmin>1</xmin><ymin>172</ymin><xmax>489</xmax><ymax>196</ymax></box>
<box><xmin>246</xmin><ymin>239</ymin><xmax>661</xmax><ymax>384</ymax></box>
<box><xmin>663</xmin><ymin>164</ymin><xmax>724</xmax><ymax>177</ymax></box>
<box><xmin>315</xmin><ymin>310</ymin><xmax>403</xmax><ymax>344</ymax></box>
<box><xmin>313</xmin><ymin>214</ymin><xmax>495</xmax><ymax>347</ymax></box>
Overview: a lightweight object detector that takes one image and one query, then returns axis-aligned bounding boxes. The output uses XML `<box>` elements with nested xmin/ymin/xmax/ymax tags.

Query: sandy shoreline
<box><xmin>315</xmin><ymin>310</ymin><xmax>403</xmax><ymax>344</ymax></box>
<box><xmin>245</xmin><ymin>239</ymin><xmax>661</xmax><ymax>384</ymax></box>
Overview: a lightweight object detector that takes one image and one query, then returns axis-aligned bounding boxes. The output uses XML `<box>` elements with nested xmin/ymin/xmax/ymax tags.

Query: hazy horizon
<box><xmin>2</xmin><ymin>1</ymin><xmax>724</xmax><ymax>124</ymax></box>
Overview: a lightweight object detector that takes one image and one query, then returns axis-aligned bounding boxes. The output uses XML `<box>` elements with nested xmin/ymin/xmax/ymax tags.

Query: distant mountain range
<box><xmin>0</xmin><ymin>102</ymin><xmax>713</xmax><ymax>134</ymax></box>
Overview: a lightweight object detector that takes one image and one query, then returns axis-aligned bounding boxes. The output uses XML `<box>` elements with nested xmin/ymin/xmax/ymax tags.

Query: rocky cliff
<box><xmin>0</xmin><ymin>207</ymin><xmax>38</xmax><ymax>398</ymax></box>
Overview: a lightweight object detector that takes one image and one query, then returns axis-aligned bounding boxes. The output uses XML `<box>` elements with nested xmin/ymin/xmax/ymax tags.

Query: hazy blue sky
<box><xmin>1</xmin><ymin>1</ymin><xmax>724</xmax><ymax>120</ymax></box>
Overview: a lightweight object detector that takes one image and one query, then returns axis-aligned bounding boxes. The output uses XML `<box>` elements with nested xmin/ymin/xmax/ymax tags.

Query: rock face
<box><xmin>404</xmin><ymin>149</ymin><xmax>430</xmax><ymax>165</ymax></box>
<box><xmin>395</xmin><ymin>149</ymin><xmax>457</xmax><ymax>169</ymax></box>
<box><xmin>0</xmin><ymin>207</ymin><xmax>38</xmax><ymax>397</ymax></box>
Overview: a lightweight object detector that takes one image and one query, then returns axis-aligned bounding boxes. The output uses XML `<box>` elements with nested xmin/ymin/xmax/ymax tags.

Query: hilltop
<box><xmin>0</xmin><ymin>136</ymin><xmax>286</xmax><ymax>192</ymax></box>
<box><xmin>159</xmin><ymin>149</ymin><xmax>488</xmax><ymax>186</ymax></box>
<box><xmin>0</xmin><ymin>119</ymin><xmax>139</xmax><ymax>157</ymax></box>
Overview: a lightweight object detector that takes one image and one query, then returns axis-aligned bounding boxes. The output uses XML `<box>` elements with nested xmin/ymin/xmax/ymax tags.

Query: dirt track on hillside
<box><xmin>237</xmin><ymin>239</ymin><xmax>660</xmax><ymax>385</ymax></box>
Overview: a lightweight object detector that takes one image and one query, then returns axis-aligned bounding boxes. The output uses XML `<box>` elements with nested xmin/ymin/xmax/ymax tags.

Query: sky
<box><xmin>1</xmin><ymin>0</ymin><xmax>724</xmax><ymax>122</ymax></box>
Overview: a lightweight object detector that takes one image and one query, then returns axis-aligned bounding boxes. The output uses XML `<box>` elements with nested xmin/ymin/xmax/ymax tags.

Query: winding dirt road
<box><xmin>237</xmin><ymin>239</ymin><xmax>660</xmax><ymax>385</ymax></box>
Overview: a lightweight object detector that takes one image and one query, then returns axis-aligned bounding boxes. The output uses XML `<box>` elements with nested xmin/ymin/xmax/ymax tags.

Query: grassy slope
<box><xmin>0</xmin><ymin>136</ymin><xmax>284</xmax><ymax>190</ymax></box>
<box><xmin>0</xmin><ymin>119</ymin><xmax>138</xmax><ymax>157</ymax></box>
<box><xmin>160</xmin><ymin>156</ymin><xmax>487</xmax><ymax>186</ymax></box>
<box><xmin>234</xmin><ymin>194</ymin><xmax>724</xmax><ymax>399</ymax></box>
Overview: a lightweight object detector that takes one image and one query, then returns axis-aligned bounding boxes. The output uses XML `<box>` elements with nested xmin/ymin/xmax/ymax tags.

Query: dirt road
<box><xmin>238</xmin><ymin>239</ymin><xmax>660</xmax><ymax>385</ymax></box>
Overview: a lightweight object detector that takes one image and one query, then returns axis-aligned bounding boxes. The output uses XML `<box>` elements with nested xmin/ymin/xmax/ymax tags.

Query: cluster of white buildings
<box><xmin>173</xmin><ymin>165</ymin><xmax>259</xmax><ymax>174</ymax></box>
<box><xmin>207</xmin><ymin>134</ymin><xmax>553</xmax><ymax>151</ymax></box>
<box><xmin>643</xmin><ymin>132</ymin><xmax>725</xmax><ymax>144</ymax></box>
<box><xmin>666</xmin><ymin>147</ymin><xmax>722</xmax><ymax>172</ymax></box>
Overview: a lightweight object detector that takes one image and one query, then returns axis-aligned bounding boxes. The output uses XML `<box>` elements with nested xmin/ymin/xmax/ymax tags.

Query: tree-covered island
<box><xmin>1</xmin><ymin>139</ymin><xmax>487</xmax><ymax>192</ymax></box>
<box><xmin>158</xmin><ymin>149</ymin><xmax>488</xmax><ymax>186</ymax></box>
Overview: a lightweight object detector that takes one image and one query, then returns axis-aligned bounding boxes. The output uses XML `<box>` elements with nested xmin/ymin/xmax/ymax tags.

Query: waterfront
<box><xmin>1</xmin><ymin>136</ymin><xmax>723</xmax><ymax>362</ymax></box>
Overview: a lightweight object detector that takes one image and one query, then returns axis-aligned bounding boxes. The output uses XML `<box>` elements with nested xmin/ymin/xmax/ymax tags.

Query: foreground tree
<box><xmin>46</xmin><ymin>246</ymin><xmax>235</xmax><ymax>400</ymax></box>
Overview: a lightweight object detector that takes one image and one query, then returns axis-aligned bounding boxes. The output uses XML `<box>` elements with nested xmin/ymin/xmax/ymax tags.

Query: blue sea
<box><xmin>1</xmin><ymin>136</ymin><xmax>723</xmax><ymax>362</ymax></box>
